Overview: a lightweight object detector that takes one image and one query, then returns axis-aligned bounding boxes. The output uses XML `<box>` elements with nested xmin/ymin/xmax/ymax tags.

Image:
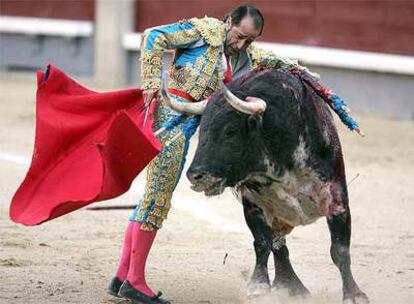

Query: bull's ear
<box><xmin>247</xmin><ymin>115</ymin><xmax>262</xmax><ymax>132</ymax></box>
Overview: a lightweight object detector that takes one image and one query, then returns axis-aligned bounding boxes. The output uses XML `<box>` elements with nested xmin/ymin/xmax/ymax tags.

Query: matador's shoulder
<box><xmin>188</xmin><ymin>16</ymin><xmax>226</xmax><ymax>47</ymax></box>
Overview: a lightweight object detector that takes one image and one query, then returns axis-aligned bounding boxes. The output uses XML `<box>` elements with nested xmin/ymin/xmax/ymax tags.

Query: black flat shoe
<box><xmin>107</xmin><ymin>276</ymin><xmax>124</xmax><ymax>298</ymax></box>
<box><xmin>119</xmin><ymin>280</ymin><xmax>171</xmax><ymax>304</ymax></box>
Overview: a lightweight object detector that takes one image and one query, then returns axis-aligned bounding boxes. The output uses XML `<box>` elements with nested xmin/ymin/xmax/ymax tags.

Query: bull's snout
<box><xmin>186</xmin><ymin>165</ymin><xmax>227</xmax><ymax>196</ymax></box>
<box><xmin>186</xmin><ymin>166</ymin><xmax>206</xmax><ymax>184</ymax></box>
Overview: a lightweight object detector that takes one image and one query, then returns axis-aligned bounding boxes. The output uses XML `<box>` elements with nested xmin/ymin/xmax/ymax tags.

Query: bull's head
<box><xmin>183</xmin><ymin>69</ymin><xmax>312</xmax><ymax>197</ymax></box>
<box><xmin>186</xmin><ymin>80</ymin><xmax>269</xmax><ymax>196</ymax></box>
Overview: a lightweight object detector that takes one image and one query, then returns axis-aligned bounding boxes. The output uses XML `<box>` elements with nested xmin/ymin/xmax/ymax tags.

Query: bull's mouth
<box><xmin>190</xmin><ymin>175</ymin><xmax>226</xmax><ymax>197</ymax></box>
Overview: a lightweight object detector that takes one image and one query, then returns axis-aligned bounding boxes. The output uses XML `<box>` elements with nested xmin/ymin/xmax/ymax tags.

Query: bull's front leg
<box><xmin>327</xmin><ymin>205</ymin><xmax>369</xmax><ymax>304</ymax></box>
<box><xmin>242</xmin><ymin>197</ymin><xmax>272</xmax><ymax>297</ymax></box>
<box><xmin>271</xmin><ymin>237</ymin><xmax>310</xmax><ymax>297</ymax></box>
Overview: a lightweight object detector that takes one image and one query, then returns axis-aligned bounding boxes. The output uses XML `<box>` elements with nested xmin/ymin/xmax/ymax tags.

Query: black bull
<box><xmin>187</xmin><ymin>69</ymin><xmax>369</xmax><ymax>303</ymax></box>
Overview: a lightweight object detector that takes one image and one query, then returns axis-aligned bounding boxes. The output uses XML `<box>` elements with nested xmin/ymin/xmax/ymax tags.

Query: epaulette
<box><xmin>189</xmin><ymin>16</ymin><xmax>226</xmax><ymax>47</ymax></box>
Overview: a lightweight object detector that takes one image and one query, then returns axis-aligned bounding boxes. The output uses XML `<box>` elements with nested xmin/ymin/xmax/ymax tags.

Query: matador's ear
<box><xmin>226</xmin><ymin>17</ymin><xmax>232</xmax><ymax>30</ymax></box>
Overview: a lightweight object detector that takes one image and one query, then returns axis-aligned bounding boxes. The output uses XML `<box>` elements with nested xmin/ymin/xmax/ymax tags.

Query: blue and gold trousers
<box><xmin>130</xmin><ymin>96</ymin><xmax>200</xmax><ymax>230</ymax></box>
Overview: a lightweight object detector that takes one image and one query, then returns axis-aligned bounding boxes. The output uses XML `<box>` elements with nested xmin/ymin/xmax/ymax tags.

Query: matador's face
<box><xmin>224</xmin><ymin>16</ymin><xmax>261</xmax><ymax>56</ymax></box>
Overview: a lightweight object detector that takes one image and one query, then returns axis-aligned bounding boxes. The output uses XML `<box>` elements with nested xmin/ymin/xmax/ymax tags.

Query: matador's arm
<box><xmin>247</xmin><ymin>43</ymin><xmax>320</xmax><ymax>79</ymax></box>
<box><xmin>141</xmin><ymin>21</ymin><xmax>202</xmax><ymax>89</ymax></box>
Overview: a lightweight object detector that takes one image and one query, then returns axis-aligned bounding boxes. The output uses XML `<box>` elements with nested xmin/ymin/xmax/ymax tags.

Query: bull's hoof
<box><xmin>247</xmin><ymin>282</ymin><xmax>271</xmax><ymax>298</ymax></box>
<box><xmin>272</xmin><ymin>280</ymin><xmax>310</xmax><ymax>297</ymax></box>
<box><xmin>343</xmin><ymin>291</ymin><xmax>369</xmax><ymax>304</ymax></box>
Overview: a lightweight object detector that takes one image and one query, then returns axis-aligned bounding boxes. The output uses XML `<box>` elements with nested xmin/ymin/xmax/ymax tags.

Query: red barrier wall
<box><xmin>0</xmin><ymin>0</ymin><xmax>94</xmax><ymax>21</ymax></box>
<box><xmin>1</xmin><ymin>0</ymin><xmax>412</xmax><ymax>56</ymax></box>
<box><xmin>135</xmin><ymin>0</ymin><xmax>414</xmax><ymax>56</ymax></box>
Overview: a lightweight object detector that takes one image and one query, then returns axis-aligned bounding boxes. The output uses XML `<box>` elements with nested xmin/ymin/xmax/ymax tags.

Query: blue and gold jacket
<box><xmin>141</xmin><ymin>17</ymin><xmax>312</xmax><ymax>101</ymax></box>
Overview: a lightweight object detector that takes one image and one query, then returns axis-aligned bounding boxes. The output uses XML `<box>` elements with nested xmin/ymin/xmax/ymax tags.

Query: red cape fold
<box><xmin>10</xmin><ymin>65</ymin><xmax>161</xmax><ymax>226</ymax></box>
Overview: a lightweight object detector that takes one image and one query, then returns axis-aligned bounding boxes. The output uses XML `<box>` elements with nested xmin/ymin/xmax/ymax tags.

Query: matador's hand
<box><xmin>143</xmin><ymin>89</ymin><xmax>159</xmax><ymax>107</ymax></box>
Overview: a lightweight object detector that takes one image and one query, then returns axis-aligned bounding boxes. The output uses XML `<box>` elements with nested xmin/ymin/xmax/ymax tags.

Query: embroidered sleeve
<box><xmin>140</xmin><ymin>22</ymin><xmax>202</xmax><ymax>89</ymax></box>
<box><xmin>189</xmin><ymin>17</ymin><xmax>226</xmax><ymax>47</ymax></box>
<box><xmin>247</xmin><ymin>44</ymin><xmax>320</xmax><ymax>79</ymax></box>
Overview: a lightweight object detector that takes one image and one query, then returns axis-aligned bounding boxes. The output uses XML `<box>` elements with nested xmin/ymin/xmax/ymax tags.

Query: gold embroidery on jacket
<box><xmin>247</xmin><ymin>44</ymin><xmax>319</xmax><ymax>79</ymax></box>
<box><xmin>140</xmin><ymin>17</ymin><xmax>227</xmax><ymax>97</ymax></box>
<box><xmin>247</xmin><ymin>44</ymin><xmax>301</xmax><ymax>69</ymax></box>
<box><xmin>189</xmin><ymin>17</ymin><xmax>226</xmax><ymax>47</ymax></box>
<box><xmin>140</xmin><ymin>24</ymin><xmax>202</xmax><ymax>89</ymax></box>
<box><xmin>170</xmin><ymin>66</ymin><xmax>191</xmax><ymax>86</ymax></box>
<box><xmin>168</xmin><ymin>45</ymin><xmax>224</xmax><ymax>100</ymax></box>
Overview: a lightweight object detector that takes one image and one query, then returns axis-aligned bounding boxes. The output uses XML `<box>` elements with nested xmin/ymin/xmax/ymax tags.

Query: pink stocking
<box><xmin>115</xmin><ymin>221</ymin><xmax>134</xmax><ymax>281</ymax></box>
<box><xmin>127</xmin><ymin>222</ymin><xmax>158</xmax><ymax>297</ymax></box>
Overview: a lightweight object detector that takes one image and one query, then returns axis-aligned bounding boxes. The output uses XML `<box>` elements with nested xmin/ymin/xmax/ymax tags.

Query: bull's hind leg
<box><xmin>242</xmin><ymin>197</ymin><xmax>272</xmax><ymax>296</ymax></box>
<box><xmin>271</xmin><ymin>237</ymin><xmax>310</xmax><ymax>296</ymax></box>
<box><xmin>327</xmin><ymin>206</ymin><xmax>369</xmax><ymax>304</ymax></box>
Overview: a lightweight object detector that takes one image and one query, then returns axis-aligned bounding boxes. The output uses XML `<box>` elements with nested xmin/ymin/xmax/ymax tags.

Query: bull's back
<box><xmin>243</xmin><ymin>69</ymin><xmax>341</xmax><ymax>178</ymax></box>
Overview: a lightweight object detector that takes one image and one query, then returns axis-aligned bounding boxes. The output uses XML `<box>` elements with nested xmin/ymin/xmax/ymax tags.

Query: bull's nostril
<box><xmin>187</xmin><ymin>166</ymin><xmax>206</xmax><ymax>182</ymax></box>
<box><xmin>192</xmin><ymin>173</ymin><xmax>203</xmax><ymax>181</ymax></box>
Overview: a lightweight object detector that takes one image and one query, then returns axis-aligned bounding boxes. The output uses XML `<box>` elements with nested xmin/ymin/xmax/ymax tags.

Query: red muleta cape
<box><xmin>10</xmin><ymin>65</ymin><xmax>161</xmax><ymax>226</ymax></box>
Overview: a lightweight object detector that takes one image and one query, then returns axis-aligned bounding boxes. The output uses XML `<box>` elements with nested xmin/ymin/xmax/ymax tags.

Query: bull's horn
<box><xmin>219</xmin><ymin>81</ymin><xmax>267</xmax><ymax>115</ymax></box>
<box><xmin>160</xmin><ymin>72</ymin><xmax>206</xmax><ymax>115</ymax></box>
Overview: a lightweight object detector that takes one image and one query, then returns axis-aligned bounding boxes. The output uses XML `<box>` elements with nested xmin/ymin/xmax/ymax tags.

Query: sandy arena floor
<box><xmin>0</xmin><ymin>71</ymin><xmax>413</xmax><ymax>304</ymax></box>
